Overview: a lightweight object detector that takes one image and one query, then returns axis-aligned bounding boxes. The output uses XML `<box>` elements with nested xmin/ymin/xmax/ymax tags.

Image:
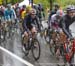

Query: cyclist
<box><xmin>20</xmin><ymin>5</ymin><xmax>26</xmax><ymax>18</ymax></box>
<box><xmin>4</xmin><ymin>4</ymin><xmax>17</xmax><ymax>35</ymax></box>
<box><xmin>60</xmin><ymin>5</ymin><xmax>75</xmax><ymax>39</ymax></box>
<box><xmin>37</xmin><ymin>3</ymin><xmax>42</xmax><ymax>19</ymax></box>
<box><xmin>15</xmin><ymin>3</ymin><xmax>20</xmax><ymax>21</ymax></box>
<box><xmin>22</xmin><ymin>8</ymin><xmax>40</xmax><ymax>39</ymax></box>
<box><xmin>22</xmin><ymin>8</ymin><xmax>40</xmax><ymax>53</ymax></box>
<box><xmin>21</xmin><ymin>5</ymin><xmax>27</xmax><ymax>20</ymax></box>
<box><xmin>4</xmin><ymin>4</ymin><xmax>16</xmax><ymax>22</ymax></box>
<box><xmin>49</xmin><ymin>9</ymin><xmax>64</xmax><ymax>31</ymax></box>
<box><xmin>0</xmin><ymin>7</ymin><xmax>4</xmax><ymax>23</ymax></box>
<box><xmin>20</xmin><ymin>5</ymin><xmax>32</xmax><ymax>32</ymax></box>
<box><xmin>49</xmin><ymin>9</ymin><xmax>64</xmax><ymax>59</ymax></box>
<box><xmin>60</xmin><ymin>5</ymin><xmax>75</xmax><ymax>66</ymax></box>
<box><xmin>37</xmin><ymin>4</ymin><xmax>43</xmax><ymax>28</ymax></box>
<box><xmin>48</xmin><ymin>3</ymin><xmax>60</xmax><ymax>23</ymax></box>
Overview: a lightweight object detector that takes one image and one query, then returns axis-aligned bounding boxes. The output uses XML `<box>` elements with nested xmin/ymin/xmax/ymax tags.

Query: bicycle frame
<box><xmin>63</xmin><ymin>38</ymin><xmax>75</xmax><ymax>63</ymax></box>
<box><xmin>27</xmin><ymin>32</ymin><xmax>37</xmax><ymax>50</ymax></box>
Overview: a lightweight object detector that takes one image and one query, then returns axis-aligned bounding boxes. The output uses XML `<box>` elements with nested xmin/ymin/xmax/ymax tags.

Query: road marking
<box><xmin>0</xmin><ymin>46</ymin><xmax>34</xmax><ymax>66</ymax></box>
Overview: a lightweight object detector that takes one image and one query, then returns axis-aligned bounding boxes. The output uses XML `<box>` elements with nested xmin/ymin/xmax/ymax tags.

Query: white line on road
<box><xmin>0</xmin><ymin>46</ymin><xmax>34</xmax><ymax>66</ymax></box>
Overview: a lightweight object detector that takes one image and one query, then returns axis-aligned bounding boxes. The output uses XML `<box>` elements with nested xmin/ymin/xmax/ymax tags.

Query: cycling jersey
<box><xmin>4</xmin><ymin>8</ymin><xmax>16</xmax><ymax>21</ymax></box>
<box><xmin>15</xmin><ymin>7</ymin><xmax>20</xmax><ymax>17</ymax></box>
<box><xmin>60</xmin><ymin>15</ymin><xmax>75</xmax><ymax>38</ymax></box>
<box><xmin>48</xmin><ymin>9</ymin><xmax>57</xmax><ymax>21</ymax></box>
<box><xmin>21</xmin><ymin>10</ymin><xmax>26</xmax><ymax>19</ymax></box>
<box><xmin>50</xmin><ymin>14</ymin><xmax>61</xmax><ymax>28</ymax></box>
<box><xmin>23</xmin><ymin>14</ymin><xmax>39</xmax><ymax>32</ymax></box>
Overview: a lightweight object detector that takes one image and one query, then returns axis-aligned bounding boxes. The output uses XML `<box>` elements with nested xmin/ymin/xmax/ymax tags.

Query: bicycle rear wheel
<box><xmin>31</xmin><ymin>39</ymin><xmax>41</xmax><ymax>61</ymax></box>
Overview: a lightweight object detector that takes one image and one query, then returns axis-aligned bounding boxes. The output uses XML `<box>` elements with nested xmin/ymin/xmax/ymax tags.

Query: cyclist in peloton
<box><xmin>49</xmin><ymin>9</ymin><xmax>64</xmax><ymax>59</ymax></box>
<box><xmin>60</xmin><ymin>5</ymin><xmax>75</xmax><ymax>66</ymax></box>
<box><xmin>0</xmin><ymin>7</ymin><xmax>4</xmax><ymax>23</ymax></box>
<box><xmin>48</xmin><ymin>3</ymin><xmax>60</xmax><ymax>23</ymax></box>
<box><xmin>4</xmin><ymin>4</ymin><xmax>16</xmax><ymax>23</ymax></box>
<box><xmin>60</xmin><ymin>5</ymin><xmax>75</xmax><ymax>39</ymax></box>
<box><xmin>22</xmin><ymin>8</ymin><xmax>40</xmax><ymax>40</ymax></box>
<box><xmin>22</xmin><ymin>8</ymin><xmax>40</xmax><ymax>53</ymax></box>
<box><xmin>49</xmin><ymin>9</ymin><xmax>64</xmax><ymax>31</ymax></box>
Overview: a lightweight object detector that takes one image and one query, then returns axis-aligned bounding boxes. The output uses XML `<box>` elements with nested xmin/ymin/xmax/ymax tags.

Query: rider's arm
<box><xmin>61</xmin><ymin>18</ymin><xmax>72</xmax><ymax>38</ymax></box>
<box><xmin>4</xmin><ymin>10</ymin><xmax>8</xmax><ymax>21</ymax></box>
<box><xmin>23</xmin><ymin>17</ymin><xmax>29</xmax><ymax>32</ymax></box>
<box><xmin>12</xmin><ymin>9</ymin><xmax>17</xmax><ymax>19</ymax></box>
<box><xmin>35</xmin><ymin>17</ymin><xmax>40</xmax><ymax>30</ymax></box>
<box><xmin>49</xmin><ymin>15</ymin><xmax>55</xmax><ymax>28</ymax></box>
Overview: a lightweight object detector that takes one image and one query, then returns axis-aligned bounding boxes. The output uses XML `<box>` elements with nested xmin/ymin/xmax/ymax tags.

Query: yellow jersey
<box><xmin>21</xmin><ymin>10</ymin><xmax>26</xmax><ymax>19</ymax></box>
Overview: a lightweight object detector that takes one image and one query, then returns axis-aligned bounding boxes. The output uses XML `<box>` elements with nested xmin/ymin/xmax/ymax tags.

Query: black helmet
<box><xmin>22</xmin><ymin>5</ymin><xmax>26</xmax><ymax>8</ymax></box>
<box><xmin>54</xmin><ymin>3</ymin><xmax>60</xmax><ymax>8</ymax></box>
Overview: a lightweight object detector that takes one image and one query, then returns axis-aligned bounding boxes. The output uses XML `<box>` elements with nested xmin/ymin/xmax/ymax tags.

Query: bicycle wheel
<box><xmin>49</xmin><ymin>39</ymin><xmax>56</xmax><ymax>55</ymax></box>
<box><xmin>31</xmin><ymin>39</ymin><xmax>41</xmax><ymax>61</ymax></box>
<box><xmin>63</xmin><ymin>41</ymin><xmax>74</xmax><ymax>63</ymax></box>
<box><xmin>44</xmin><ymin>28</ymin><xmax>50</xmax><ymax>44</ymax></box>
<box><xmin>7</xmin><ymin>26</ymin><xmax>11</xmax><ymax>38</ymax></box>
<box><xmin>0</xmin><ymin>31</ymin><xmax>1</xmax><ymax>45</ymax></box>
<box><xmin>3</xmin><ymin>30</ymin><xmax>6</xmax><ymax>41</ymax></box>
<box><xmin>22</xmin><ymin>37</ymin><xmax>29</xmax><ymax>56</ymax></box>
<box><xmin>0</xmin><ymin>29</ymin><xmax>4</xmax><ymax>42</ymax></box>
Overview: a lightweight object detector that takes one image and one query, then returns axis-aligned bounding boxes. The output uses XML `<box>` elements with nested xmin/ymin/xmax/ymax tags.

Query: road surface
<box><xmin>0</xmin><ymin>21</ymin><xmax>75</xmax><ymax>66</ymax></box>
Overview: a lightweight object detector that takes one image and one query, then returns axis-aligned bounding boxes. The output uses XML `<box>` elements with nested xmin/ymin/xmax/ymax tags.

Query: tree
<box><xmin>50</xmin><ymin>0</ymin><xmax>52</xmax><ymax>10</ymax></box>
<box><xmin>48</xmin><ymin>0</ymin><xmax>56</xmax><ymax>10</ymax></box>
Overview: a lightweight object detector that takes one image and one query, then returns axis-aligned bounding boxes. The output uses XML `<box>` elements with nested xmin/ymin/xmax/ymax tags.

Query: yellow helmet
<box><xmin>26</xmin><ymin>5</ymin><xmax>32</xmax><ymax>11</ymax></box>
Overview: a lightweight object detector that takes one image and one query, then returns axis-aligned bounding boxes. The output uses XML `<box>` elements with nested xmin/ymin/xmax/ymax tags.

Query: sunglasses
<box><xmin>31</xmin><ymin>14</ymin><xmax>36</xmax><ymax>15</ymax></box>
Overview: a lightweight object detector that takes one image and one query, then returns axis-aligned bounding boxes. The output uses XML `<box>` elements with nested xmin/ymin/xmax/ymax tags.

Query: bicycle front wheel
<box><xmin>49</xmin><ymin>39</ymin><xmax>56</xmax><ymax>55</ymax></box>
<box><xmin>31</xmin><ymin>39</ymin><xmax>41</xmax><ymax>61</ymax></box>
<box><xmin>44</xmin><ymin>28</ymin><xmax>50</xmax><ymax>44</ymax></box>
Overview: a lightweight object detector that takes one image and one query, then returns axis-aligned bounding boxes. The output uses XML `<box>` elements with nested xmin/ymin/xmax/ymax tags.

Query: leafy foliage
<box><xmin>0</xmin><ymin>0</ymin><xmax>75</xmax><ymax>9</ymax></box>
<box><xmin>34</xmin><ymin>0</ymin><xmax>50</xmax><ymax>9</ymax></box>
<box><xmin>0</xmin><ymin>0</ymin><xmax>23</xmax><ymax>5</ymax></box>
<box><xmin>34</xmin><ymin>0</ymin><xmax>75</xmax><ymax>9</ymax></box>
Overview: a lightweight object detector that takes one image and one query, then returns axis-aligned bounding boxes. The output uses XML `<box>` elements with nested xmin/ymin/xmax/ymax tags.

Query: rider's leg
<box><xmin>31</xmin><ymin>27</ymin><xmax>37</xmax><ymax>38</ymax></box>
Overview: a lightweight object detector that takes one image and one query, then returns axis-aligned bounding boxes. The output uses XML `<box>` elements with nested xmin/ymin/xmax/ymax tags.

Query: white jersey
<box><xmin>50</xmin><ymin>14</ymin><xmax>60</xmax><ymax>23</ymax></box>
<box><xmin>50</xmin><ymin>14</ymin><xmax>57</xmax><ymax>23</ymax></box>
<box><xmin>50</xmin><ymin>14</ymin><xmax>63</xmax><ymax>32</ymax></box>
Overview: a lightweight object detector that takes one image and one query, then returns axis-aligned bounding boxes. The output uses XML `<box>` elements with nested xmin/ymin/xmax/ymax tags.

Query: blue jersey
<box><xmin>4</xmin><ymin>8</ymin><xmax>16</xmax><ymax>21</ymax></box>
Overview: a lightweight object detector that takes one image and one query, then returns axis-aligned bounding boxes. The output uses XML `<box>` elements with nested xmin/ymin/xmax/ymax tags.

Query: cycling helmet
<box><xmin>30</xmin><ymin>8</ymin><xmax>36</xmax><ymax>15</ymax></box>
<box><xmin>26</xmin><ymin>5</ymin><xmax>32</xmax><ymax>11</ymax></box>
<box><xmin>66</xmin><ymin>5</ymin><xmax>75</xmax><ymax>12</ymax></box>
<box><xmin>22</xmin><ymin>5</ymin><xmax>26</xmax><ymax>8</ymax></box>
<box><xmin>54</xmin><ymin>3</ymin><xmax>60</xmax><ymax>8</ymax></box>
<box><xmin>56</xmin><ymin>10</ymin><xmax>64</xmax><ymax>16</ymax></box>
<box><xmin>38</xmin><ymin>3</ymin><xmax>42</xmax><ymax>6</ymax></box>
<box><xmin>7</xmin><ymin>4</ymin><xmax>11</xmax><ymax>8</ymax></box>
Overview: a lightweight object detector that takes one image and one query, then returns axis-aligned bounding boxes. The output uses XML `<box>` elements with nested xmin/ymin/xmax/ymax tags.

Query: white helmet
<box><xmin>66</xmin><ymin>5</ymin><xmax>75</xmax><ymax>12</ymax></box>
<box><xmin>30</xmin><ymin>8</ymin><xmax>36</xmax><ymax>15</ymax></box>
<box><xmin>56</xmin><ymin>10</ymin><xmax>64</xmax><ymax>16</ymax></box>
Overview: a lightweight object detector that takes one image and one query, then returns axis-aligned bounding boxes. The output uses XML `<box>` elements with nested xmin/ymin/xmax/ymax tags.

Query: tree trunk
<box><xmin>50</xmin><ymin>0</ymin><xmax>53</xmax><ymax>10</ymax></box>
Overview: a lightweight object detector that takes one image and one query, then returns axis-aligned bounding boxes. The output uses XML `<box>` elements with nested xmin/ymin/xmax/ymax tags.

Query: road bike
<box><xmin>22</xmin><ymin>32</ymin><xmax>41</xmax><ymax>61</ymax></box>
